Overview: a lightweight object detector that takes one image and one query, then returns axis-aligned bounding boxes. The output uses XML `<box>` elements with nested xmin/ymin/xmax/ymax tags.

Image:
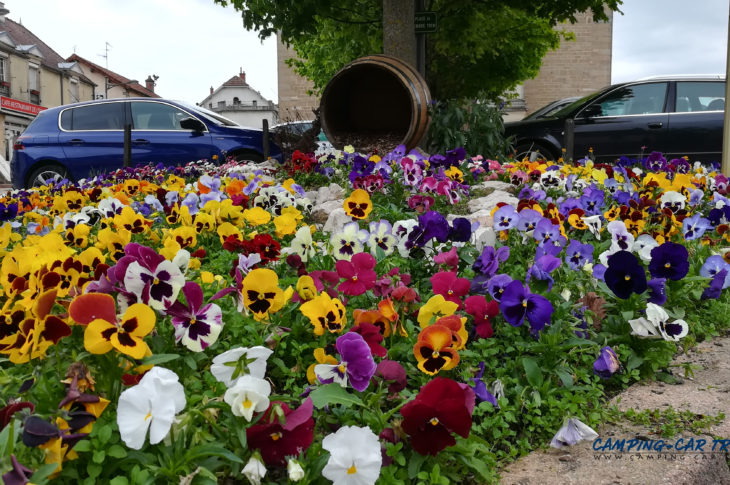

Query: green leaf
<box><xmin>141</xmin><ymin>353</ymin><xmax>181</xmax><ymax>365</ymax></box>
<box><xmin>555</xmin><ymin>368</ymin><xmax>574</xmax><ymax>388</ymax></box>
<box><xmin>73</xmin><ymin>439</ymin><xmax>92</xmax><ymax>452</ymax></box>
<box><xmin>92</xmin><ymin>449</ymin><xmax>106</xmax><ymax>464</ymax></box>
<box><xmin>185</xmin><ymin>444</ymin><xmax>244</xmax><ymax>464</ymax></box>
<box><xmin>97</xmin><ymin>424</ymin><xmax>112</xmax><ymax>443</ymax></box>
<box><xmin>110</xmin><ymin>477</ymin><xmax>130</xmax><ymax>485</ymax></box>
<box><xmin>29</xmin><ymin>463</ymin><xmax>61</xmax><ymax>484</ymax></box>
<box><xmin>107</xmin><ymin>444</ymin><xmax>127</xmax><ymax>458</ymax></box>
<box><xmin>87</xmin><ymin>463</ymin><xmax>103</xmax><ymax>479</ymax></box>
<box><xmin>627</xmin><ymin>353</ymin><xmax>644</xmax><ymax>371</ymax></box>
<box><xmin>309</xmin><ymin>383</ymin><xmax>364</xmax><ymax>409</ymax></box>
<box><xmin>522</xmin><ymin>357</ymin><xmax>544</xmax><ymax>387</ymax></box>
<box><xmin>408</xmin><ymin>452</ymin><xmax>427</xmax><ymax>479</ymax></box>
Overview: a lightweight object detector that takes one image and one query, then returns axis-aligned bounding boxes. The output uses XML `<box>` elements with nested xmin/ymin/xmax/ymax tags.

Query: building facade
<box><xmin>507</xmin><ymin>9</ymin><xmax>614</xmax><ymax>121</ymax></box>
<box><xmin>198</xmin><ymin>70</ymin><xmax>278</xmax><ymax>129</ymax></box>
<box><xmin>277</xmin><ymin>10</ymin><xmax>613</xmax><ymax>124</ymax></box>
<box><xmin>66</xmin><ymin>54</ymin><xmax>159</xmax><ymax>100</ymax></box>
<box><xmin>0</xmin><ymin>3</ymin><xmax>97</xmax><ymax>176</ymax></box>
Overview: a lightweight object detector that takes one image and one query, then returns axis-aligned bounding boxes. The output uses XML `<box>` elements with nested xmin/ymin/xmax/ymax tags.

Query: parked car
<box><xmin>11</xmin><ymin>98</ymin><xmax>282</xmax><ymax>188</ymax></box>
<box><xmin>522</xmin><ymin>96</ymin><xmax>581</xmax><ymax>121</ymax></box>
<box><xmin>504</xmin><ymin>75</ymin><xmax>726</xmax><ymax>163</ymax></box>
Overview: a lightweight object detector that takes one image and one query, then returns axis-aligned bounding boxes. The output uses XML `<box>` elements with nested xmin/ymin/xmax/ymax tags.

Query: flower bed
<box><xmin>0</xmin><ymin>148</ymin><xmax>729</xmax><ymax>484</ymax></box>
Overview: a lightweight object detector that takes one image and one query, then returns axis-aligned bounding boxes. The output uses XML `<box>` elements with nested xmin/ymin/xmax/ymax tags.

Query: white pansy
<box><xmin>287</xmin><ymin>458</ymin><xmax>305</xmax><ymax>481</ymax></box>
<box><xmin>322</xmin><ymin>426</ymin><xmax>382</xmax><ymax>485</ymax></box>
<box><xmin>223</xmin><ymin>375</ymin><xmax>271</xmax><ymax>421</ymax></box>
<box><xmin>550</xmin><ymin>417</ymin><xmax>598</xmax><ymax>448</ymax></box>
<box><xmin>211</xmin><ymin>346</ymin><xmax>273</xmax><ymax>387</ymax></box>
<box><xmin>116</xmin><ymin>367</ymin><xmax>186</xmax><ymax>450</ymax></box>
<box><xmin>242</xmin><ymin>454</ymin><xmax>267</xmax><ymax>485</ymax></box>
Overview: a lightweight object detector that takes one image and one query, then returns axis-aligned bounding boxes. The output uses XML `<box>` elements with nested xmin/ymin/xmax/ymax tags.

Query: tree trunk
<box><xmin>382</xmin><ymin>0</ymin><xmax>417</xmax><ymax>69</ymax></box>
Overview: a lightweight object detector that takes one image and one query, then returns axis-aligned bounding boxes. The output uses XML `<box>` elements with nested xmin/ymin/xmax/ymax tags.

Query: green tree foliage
<box><xmin>214</xmin><ymin>0</ymin><xmax>621</xmax><ymax>100</ymax></box>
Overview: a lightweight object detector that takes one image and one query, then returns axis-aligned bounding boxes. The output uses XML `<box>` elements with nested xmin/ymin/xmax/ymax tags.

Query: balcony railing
<box><xmin>210</xmin><ymin>102</ymin><xmax>277</xmax><ymax>112</ymax></box>
<box><xmin>0</xmin><ymin>84</ymin><xmax>8</xmax><ymax>97</ymax></box>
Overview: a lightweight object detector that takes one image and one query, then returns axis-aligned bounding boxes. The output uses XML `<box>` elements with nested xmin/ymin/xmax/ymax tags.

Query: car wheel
<box><xmin>27</xmin><ymin>164</ymin><xmax>69</xmax><ymax>188</ymax></box>
<box><xmin>233</xmin><ymin>152</ymin><xmax>264</xmax><ymax>164</ymax></box>
<box><xmin>513</xmin><ymin>142</ymin><xmax>557</xmax><ymax>163</ymax></box>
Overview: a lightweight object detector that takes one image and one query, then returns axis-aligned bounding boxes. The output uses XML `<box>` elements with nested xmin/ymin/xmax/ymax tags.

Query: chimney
<box><xmin>145</xmin><ymin>75</ymin><xmax>155</xmax><ymax>93</ymax></box>
<box><xmin>239</xmin><ymin>68</ymin><xmax>246</xmax><ymax>83</ymax></box>
<box><xmin>210</xmin><ymin>86</ymin><xmax>214</xmax><ymax>95</ymax></box>
<box><xmin>0</xmin><ymin>3</ymin><xmax>9</xmax><ymax>23</ymax></box>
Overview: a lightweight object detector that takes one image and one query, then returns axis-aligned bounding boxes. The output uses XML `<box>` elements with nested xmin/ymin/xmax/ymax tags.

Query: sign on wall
<box><xmin>0</xmin><ymin>96</ymin><xmax>46</xmax><ymax>116</ymax></box>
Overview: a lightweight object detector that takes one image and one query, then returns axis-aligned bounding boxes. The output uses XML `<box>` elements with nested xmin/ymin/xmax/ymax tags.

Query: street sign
<box><xmin>415</xmin><ymin>11</ymin><xmax>437</xmax><ymax>34</ymax></box>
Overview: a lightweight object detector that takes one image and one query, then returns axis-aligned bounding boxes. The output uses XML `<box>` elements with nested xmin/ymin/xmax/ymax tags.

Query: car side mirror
<box><xmin>180</xmin><ymin>117</ymin><xmax>205</xmax><ymax>132</ymax></box>
<box><xmin>579</xmin><ymin>104</ymin><xmax>603</xmax><ymax>118</ymax></box>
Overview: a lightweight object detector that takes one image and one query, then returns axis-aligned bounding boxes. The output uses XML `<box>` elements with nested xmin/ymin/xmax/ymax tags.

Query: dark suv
<box><xmin>11</xmin><ymin>98</ymin><xmax>282</xmax><ymax>188</ymax></box>
<box><xmin>505</xmin><ymin>75</ymin><xmax>725</xmax><ymax>163</ymax></box>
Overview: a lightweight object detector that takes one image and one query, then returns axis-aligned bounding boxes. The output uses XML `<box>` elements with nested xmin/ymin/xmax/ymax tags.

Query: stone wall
<box><xmin>276</xmin><ymin>40</ymin><xmax>320</xmax><ymax>123</ymax></box>
<box><xmin>522</xmin><ymin>10</ymin><xmax>613</xmax><ymax>116</ymax></box>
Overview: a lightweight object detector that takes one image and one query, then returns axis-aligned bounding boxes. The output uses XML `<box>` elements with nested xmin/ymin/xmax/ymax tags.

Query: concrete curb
<box><xmin>498</xmin><ymin>333</ymin><xmax>730</xmax><ymax>484</ymax></box>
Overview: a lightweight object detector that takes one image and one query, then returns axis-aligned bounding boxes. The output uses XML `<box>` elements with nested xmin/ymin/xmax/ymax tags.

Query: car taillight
<box><xmin>13</xmin><ymin>138</ymin><xmax>26</xmax><ymax>150</ymax></box>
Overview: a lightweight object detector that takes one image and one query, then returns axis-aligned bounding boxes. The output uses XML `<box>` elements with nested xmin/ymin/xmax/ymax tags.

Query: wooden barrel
<box><xmin>319</xmin><ymin>54</ymin><xmax>431</xmax><ymax>151</ymax></box>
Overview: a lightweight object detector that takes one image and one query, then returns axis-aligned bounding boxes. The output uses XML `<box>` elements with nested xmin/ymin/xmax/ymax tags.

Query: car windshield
<box><xmin>174</xmin><ymin>101</ymin><xmax>241</xmax><ymax>127</ymax></box>
<box><xmin>550</xmin><ymin>89</ymin><xmax>610</xmax><ymax>118</ymax></box>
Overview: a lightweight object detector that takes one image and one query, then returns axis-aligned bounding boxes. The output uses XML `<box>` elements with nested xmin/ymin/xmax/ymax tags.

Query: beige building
<box><xmin>277</xmin><ymin>10</ymin><xmax>613</xmax><ymax>124</ymax></box>
<box><xmin>0</xmin><ymin>3</ymin><xmax>96</xmax><ymax>172</ymax></box>
<box><xmin>66</xmin><ymin>54</ymin><xmax>159</xmax><ymax>100</ymax></box>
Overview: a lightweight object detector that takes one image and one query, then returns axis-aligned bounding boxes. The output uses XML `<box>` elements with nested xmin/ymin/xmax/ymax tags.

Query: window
<box><xmin>589</xmin><ymin>83</ymin><xmax>668</xmax><ymax>117</ymax></box>
<box><xmin>0</xmin><ymin>56</ymin><xmax>8</xmax><ymax>96</ymax></box>
<box><xmin>69</xmin><ymin>79</ymin><xmax>80</xmax><ymax>103</ymax></box>
<box><xmin>131</xmin><ymin>101</ymin><xmax>190</xmax><ymax>130</ymax></box>
<box><xmin>61</xmin><ymin>102</ymin><xmax>125</xmax><ymax>130</ymax></box>
<box><xmin>233</xmin><ymin>97</ymin><xmax>240</xmax><ymax>105</ymax></box>
<box><xmin>676</xmin><ymin>81</ymin><xmax>725</xmax><ymax>112</ymax></box>
<box><xmin>28</xmin><ymin>64</ymin><xmax>40</xmax><ymax>104</ymax></box>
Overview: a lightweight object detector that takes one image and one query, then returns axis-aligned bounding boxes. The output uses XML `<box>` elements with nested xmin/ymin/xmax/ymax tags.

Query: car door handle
<box><xmin>647</xmin><ymin>122</ymin><xmax>663</xmax><ymax>129</ymax></box>
<box><xmin>133</xmin><ymin>139</ymin><xmax>150</xmax><ymax>145</ymax></box>
<box><xmin>68</xmin><ymin>138</ymin><xmax>84</xmax><ymax>145</ymax></box>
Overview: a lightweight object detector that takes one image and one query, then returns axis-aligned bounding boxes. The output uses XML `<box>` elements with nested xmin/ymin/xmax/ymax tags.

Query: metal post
<box><xmin>564</xmin><ymin>118</ymin><xmax>575</xmax><ymax>161</ymax></box>
<box><xmin>123</xmin><ymin>124</ymin><xmax>131</xmax><ymax>167</ymax></box>
<box><xmin>722</xmin><ymin>2</ymin><xmax>730</xmax><ymax>176</ymax></box>
<box><xmin>262</xmin><ymin>119</ymin><xmax>270</xmax><ymax>159</ymax></box>
<box><xmin>416</xmin><ymin>0</ymin><xmax>426</xmax><ymax>78</ymax></box>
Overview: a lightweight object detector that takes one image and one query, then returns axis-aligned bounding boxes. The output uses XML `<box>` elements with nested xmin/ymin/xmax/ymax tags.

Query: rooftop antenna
<box><xmin>97</xmin><ymin>42</ymin><xmax>111</xmax><ymax>68</ymax></box>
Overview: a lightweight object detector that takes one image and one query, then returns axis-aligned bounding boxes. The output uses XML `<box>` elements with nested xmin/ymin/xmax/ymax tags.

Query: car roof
<box><xmin>633</xmin><ymin>74</ymin><xmax>726</xmax><ymax>81</ymax></box>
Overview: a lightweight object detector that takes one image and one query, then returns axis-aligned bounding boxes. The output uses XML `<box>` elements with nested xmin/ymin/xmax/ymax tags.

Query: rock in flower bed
<box><xmin>0</xmin><ymin>146</ymin><xmax>729</xmax><ymax>484</ymax></box>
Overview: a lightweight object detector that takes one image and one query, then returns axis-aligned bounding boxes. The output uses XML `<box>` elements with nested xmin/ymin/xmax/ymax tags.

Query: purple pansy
<box><xmin>314</xmin><ymin>333</ymin><xmax>376</xmax><ymax>392</ymax></box>
<box><xmin>526</xmin><ymin>254</ymin><xmax>562</xmax><ymax>292</ymax></box>
<box><xmin>682</xmin><ymin>213</ymin><xmax>711</xmax><ymax>241</ymax></box>
<box><xmin>492</xmin><ymin>205</ymin><xmax>519</xmax><ymax>231</ymax></box>
<box><xmin>699</xmin><ymin>255</ymin><xmax>730</xmax><ymax>289</ymax></box>
<box><xmin>647</xmin><ymin>278</ymin><xmax>667</xmax><ymax>306</ymax></box>
<box><xmin>499</xmin><ymin>280</ymin><xmax>554</xmax><ymax>334</ymax></box>
<box><xmin>166</xmin><ymin>281</ymin><xmax>223</xmax><ymax>351</ymax></box>
<box><xmin>470</xmin><ymin>362</ymin><xmax>498</xmax><ymax>407</ymax></box>
<box><xmin>486</xmin><ymin>274</ymin><xmax>513</xmax><ymax>301</ymax></box>
<box><xmin>565</xmin><ymin>239</ymin><xmax>594</xmax><ymax>271</ymax></box>
<box><xmin>593</xmin><ymin>346</ymin><xmax>620</xmax><ymax>379</ymax></box>
<box><xmin>123</xmin><ymin>245</ymin><xmax>186</xmax><ymax>311</ymax></box>
<box><xmin>603</xmin><ymin>250</ymin><xmax>647</xmax><ymax>299</ymax></box>
<box><xmin>702</xmin><ymin>269</ymin><xmax>728</xmax><ymax>300</ymax></box>
<box><xmin>648</xmin><ymin>242</ymin><xmax>689</xmax><ymax>281</ymax></box>
<box><xmin>515</xmin><ymin>209</ymin><xmax>543</xmax><ymax>232</ymax></box>
<box><xmin>473</xmin><ymin>246</ymin><xmax>510</xmax><ymax>278</ymax></box>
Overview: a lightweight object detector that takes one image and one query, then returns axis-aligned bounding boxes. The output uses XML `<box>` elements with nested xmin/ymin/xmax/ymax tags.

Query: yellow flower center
<box><xmin>338</xmin><ymin>363</ymin><xmax>347</xmax><ymax>374</ymax></box>
<box><xmin>664</xmin><ymin>262</ymin><xmax>671</xmax><ymax>268</ymax></box>
<box><xmin>430</xmin><ymin>417</ymin><xmax>440</xmax><ymax>426</ymax></box>
<box><xmin>447</xmin><ymin>290</ymin><xmax>453</xmax><ymax>295</ymax></box>
<box><xmin>258</xmin><ymin>293</ymin><xmax>265</xmax><ymax>300</ymax></box>
<box><xmin>190</xmin><ymin>318</ymin><xmax>196</xmax><ymax>324</ymax></box>
<box><xmin>153</xmin><ymin>278</ymin><xmax>160</xmax><ymax>285</ymax></box>
<box><xmin>431</xmin><ymin>351</ymin><xmax>440</xmax><ymax>358</ymax></box>
<box><xmin>243</xmin><ymin>398</ymin><xmax>253</xmax><ymax>409</ymax></box>
<box><xmin>522</xmin><ymin>300</ymin><xmax>527</xmax><ymax>307</ymax></box>
<box><xmin>347</xmin><ymin>464</ymin><xmax>357</xmax><ymax>475</ymax></box>
<box><xmin>270</xmin><ymin>432</ymin><xmax>282</xmax><ymax>441</ymax></box>
<box><xmin>624</xmin><ymin>275</ymin><xmax>631</xmax><ymax>281</ymax></box>
<box><xmin>352</xmin><ymin>276</ymin><xmax>358</xmax><ymax>282</ymax></box>
<box><xmin>144</xmin><ymin>412</ymin><xmax>152</xmax><ymax>421</ymax></box>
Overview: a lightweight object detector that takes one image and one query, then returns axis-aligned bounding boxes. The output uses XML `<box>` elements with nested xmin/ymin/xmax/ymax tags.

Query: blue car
<box><xmin>11</xmin><ymin>98</ymin><xmax>282</xmax><ymax>188</ymax></box>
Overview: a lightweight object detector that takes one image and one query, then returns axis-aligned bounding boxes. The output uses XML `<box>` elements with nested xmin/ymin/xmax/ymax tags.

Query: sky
<box><xmin>8</xmin><ymin>0</ymin><xmax>279</xmax><ymax>104</ymax></box>
<box><xmin>6</xmin><ymin>0</ymin><xmax>730</xmax><ymax>105</ymax></box>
